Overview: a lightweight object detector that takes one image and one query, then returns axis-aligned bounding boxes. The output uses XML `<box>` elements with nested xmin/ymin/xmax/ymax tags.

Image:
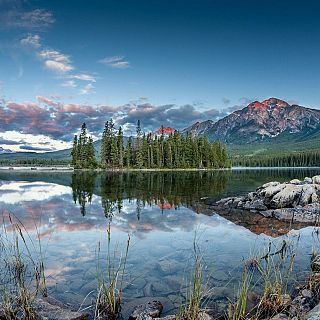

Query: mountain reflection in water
<box><xmin>0</xmin><ymin>169</ymin><xmax>320</xmax><ymax>310</ymax></box>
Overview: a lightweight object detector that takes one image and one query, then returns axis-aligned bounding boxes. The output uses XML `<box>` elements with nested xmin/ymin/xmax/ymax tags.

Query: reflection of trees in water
<box><xmin>71</xmin><ymin>171</ymin><xmax>230</xmax><ymax>219</ymax></box>
<box><xmin>71</xmin><ymin>172</ymin><xmax>96</xmax><ymax>216</ymax></box>
<box><xmin>231</xmin><ymin>168</ymin><xmax>320</xmax><ymax>185</ymax></box>
<box><xmin>70</xmin><ymin>169</ymin><xmax>320</xmax><ymax>219</ymax></box>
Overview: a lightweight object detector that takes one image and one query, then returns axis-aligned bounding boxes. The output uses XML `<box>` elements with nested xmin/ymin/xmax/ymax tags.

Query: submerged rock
<box><xmin>129</xmin><ymin>300</ymin><xmax>163</xmax><ymax>320</ymax></box>
<box><xmin>211</xmin><ymin>175</ymin><xmax>320</xmax><ymax>223</ymax></box>
<box><xmin>32</xmin><ymin>297</ymin><xmax>89</xmax><ymax>320</ymax></box>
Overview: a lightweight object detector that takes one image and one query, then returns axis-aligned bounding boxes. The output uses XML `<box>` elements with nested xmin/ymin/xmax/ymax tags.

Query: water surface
<box><xmin>0</xmin><ymin>169</ymin><xmax>320</xmax><ymax>314</ymax></box>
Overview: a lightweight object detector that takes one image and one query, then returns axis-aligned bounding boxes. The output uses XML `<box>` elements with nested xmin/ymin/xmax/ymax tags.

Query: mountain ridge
<box><xmin>184</xmin><ymin>97</ymin><xmax>320</xmax><ymax>146</ymax></box>
<box><xmin>1</xmin><ymin>98</ymin><xmax>320</xmax><ymax>161</ymax></box>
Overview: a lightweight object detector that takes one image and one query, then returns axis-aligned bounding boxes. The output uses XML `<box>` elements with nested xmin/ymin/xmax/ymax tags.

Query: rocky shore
<box><xmin>211</xmin><ymin>175</ymin><xmax>320</xmax><ymax>223</ymax></box>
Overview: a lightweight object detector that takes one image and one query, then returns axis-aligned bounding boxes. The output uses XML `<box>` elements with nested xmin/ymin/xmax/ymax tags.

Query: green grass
<box><xmin>95</xmin><ymin>222</ymin><xmax>131</xmax><ymax>320</ymax></box>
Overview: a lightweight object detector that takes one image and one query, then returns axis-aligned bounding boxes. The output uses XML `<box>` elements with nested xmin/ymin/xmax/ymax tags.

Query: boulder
<box><xmin>300</xmin><ymin>185</ymin><xmax>317</xmax><ymax>206</ymax></box>
<box><xmin>260</xmin><ymin>183</ymin><xmax>286</xmax><ymax>198</ymax></box>
<box><xmin>270</xmin><ymin>184</ymin><xmax>303</xmax><ymax>208</ymax></box>
<box><xmin>248</xmin><ymin>199</ymin><xmax>268</xmax><ymax>211</ymax></box>
<box><xmin>304</xmin><ymin>303</ymin><xmax>320</xmax><ymax>319</ymax></box>
<box><xmin>290</xmin><ymin>179</ymin><xmax>302</xmax><ymax>184</ymax></box>
<box><xmin>32</xmin><ymin>297</ymin><xmax>89</xmax><ymax>320</ymax></box>
<box><xmin>197</xmin><ymin>311</ymin><xmax>214</xmax><ymax>320</ymax></box>
<box><xmin>305</xmin><ymin>177</ymin><xmax>313</xmax><ymax>184</ymax></box>
<box><xmin>129</xmin><ymin>301</ymin><xmax>163</xmax><ymax>320</ymax></box>
<box><xmin>261</xmin><ymin>181</ymin><xmax>280</xmax><ymax>188</ymax></box>
<box><xmin>313</xmin><ymin>176</ymin><xmax>320</xmax><ymax>184</ymax></box>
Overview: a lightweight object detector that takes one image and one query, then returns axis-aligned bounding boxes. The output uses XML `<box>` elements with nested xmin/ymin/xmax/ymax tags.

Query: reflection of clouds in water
<box><xmin>0</xmin><ymin>179</ymin><xmax>225</xmax><ymax>240</ymax></box>
<box><xmin>0</xmin><ymin>177</ymin><xmax>317</xmax><ymax>307</ymax></box>
<box><xmin>0</xmin><ymin>181</ymin><xmax>71</xmax><ymax>204</ymax></box>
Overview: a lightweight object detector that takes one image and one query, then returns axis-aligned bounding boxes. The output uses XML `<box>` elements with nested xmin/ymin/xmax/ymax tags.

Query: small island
<box><xmin>70</xmin><ymin>120</ymin><xmax>229</xmax><ymax>170</ymax></box>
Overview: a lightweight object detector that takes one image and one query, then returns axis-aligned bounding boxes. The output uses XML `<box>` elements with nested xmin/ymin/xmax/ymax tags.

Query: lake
<box><xmin>0</xmin><ymin>168</ymin><xmax>320</xmax><ymax>316</ymax></box>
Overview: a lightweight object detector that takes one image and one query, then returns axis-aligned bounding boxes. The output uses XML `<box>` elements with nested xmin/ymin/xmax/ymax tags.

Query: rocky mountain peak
<box><xmin>183</xmin><ymin>97</ymin><xmax>320</xmax><ymax>144</ymax></box>
<box><xmin>248</xmin><ymin>98</ymin><xmax>289</xmax><ymax>112</ymax></box>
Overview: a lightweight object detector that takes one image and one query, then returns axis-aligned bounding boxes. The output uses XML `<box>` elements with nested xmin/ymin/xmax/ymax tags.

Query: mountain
<box><xmin>183</xmin><ymin>98</ymin><xmax>320</xmax><ymax>155</ymax></box>
<box><xmin>0</xmin><ymin>140</ymin><xmax>102</xmax><ymax>162</ymax></box>
<box><xmin>182</xmin><ymin>120</ymin><xmax>214</xmax><ymax>137</ymax></box>
<box><xmin>0</xmin><ymin>147</ymin><xmax>14</xmax><ymax>154</ymax></box>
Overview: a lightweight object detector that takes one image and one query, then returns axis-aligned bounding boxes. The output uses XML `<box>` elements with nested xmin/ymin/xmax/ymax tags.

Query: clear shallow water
<box><xmin>1</xmin><ymin>169</ymin><xmax>320</xmax><ymax>314</ymax></box>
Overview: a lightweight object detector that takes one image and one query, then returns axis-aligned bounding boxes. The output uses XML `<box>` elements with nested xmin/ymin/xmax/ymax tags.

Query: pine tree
<box><xmin>71</xmin><ymin>135</ymin><xmax>78</xmax><ymax>167</ymax></box>
<box><xmin>135</xmin><ymin>120</ymin><xmax>143</xmax><ymax>168</ymax></box>
<box><xmin>87</xmin><ymin>136</ymin><xmax>97</xmax><ymax>168</ymax></box>
<box><xmin>125</xmin><ymin>137</ymin><xmax>133</xmax><ymax>168</ymax></box>
<box><xmin>117</xmin><ymin>126</ymin><xmax>124</xmax><ymax>168</ymax></box>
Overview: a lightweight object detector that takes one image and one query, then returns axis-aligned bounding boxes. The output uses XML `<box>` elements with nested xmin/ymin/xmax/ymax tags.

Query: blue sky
<box><xmin>1</xmin><ymin>0</ymin><xmax>320</xmax><ymax>151</ymax></box>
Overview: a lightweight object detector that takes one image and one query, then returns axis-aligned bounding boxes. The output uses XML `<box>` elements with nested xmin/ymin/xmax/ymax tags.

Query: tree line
<box><xmin>232</xmin><ymin>151</ymin><xmax>320</xmax><ymax>167</ymax></box>
<box><xmin>71</xmin><ymin>120</ymin><xmax>229</xmax><ymax>169</ymax></box>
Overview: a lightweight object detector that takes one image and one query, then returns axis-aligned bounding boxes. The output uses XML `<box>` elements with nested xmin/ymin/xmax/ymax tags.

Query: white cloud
<box><xmin>0</xmin><ymin>131</ymin><xmax>70</xmax><ymax>152</ymax></box>
<box><xmin>61</xmin><ymin>80</ymin><xmax>77</xmax><ymax>88</ymax></box>
<box><xmin>38</xmin><ymin>49</ymin><xmax>73</xmax><ymax>74</ymax></box>
<box><xmin>20</xmin><ymin>34</ymin><xmax>41</xmax><ymax>49</ymax></box>
<box><xmin>44</xmin><ymin>60</ymin><xmax>74</xmax><ymax>73</ymax></box>
<box><xmin>99</xmin><ymin>56</ymin><xmax>130</xmax><ymax>69</ymax></box>
<box><xmin>71</xmin><ymin>74</ymin><xmax>96</xmax><ymax>82</ymax></box>
<box><xmin>1</xmin><ymin>8</ymin><xmax>55</xmax><ymax>29</ymax></box>
<box><xmin>80</xmin><ymin>83</ymin><xmax>94</xmax><ymax>95</ymax></box>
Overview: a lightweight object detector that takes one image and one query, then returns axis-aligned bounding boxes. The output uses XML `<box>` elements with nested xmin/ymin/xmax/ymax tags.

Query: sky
<box><xmin>1</xmin><ymin>0</ymin><xmax>320</xmax><ymax>152</ymax></box>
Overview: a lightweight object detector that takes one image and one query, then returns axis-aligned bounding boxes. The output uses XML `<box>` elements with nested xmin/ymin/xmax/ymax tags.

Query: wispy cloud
<box><xmin>38</xmin><ymin>49</ymin><xmax>73</xmax><ymax>74</ymax></box>
<box><xmin>80</xmin><ymin>83</ymin><xmax>94</xmax><ymax>95</ymax></box>
<box><xmin>20</xmin><ymin>34</ymin><xmax>41</xmax><ymax>49</ymax></box>
<box><xmin>61</xmin><ymin>80</ymin><xmax>77</xmax><ymax>88</ymax></box>
<box><xmin>36</xmin><ymin>95</ymin><xmax>59</xmax><ymax>107</ymax></box>
<box><xmin>99</xmin><ymin>56</ymin><xmax>130</xmax><ymax>69</ymax></box>
<box><xmin>1</xmin><ymin>8</ymin><xmax>55</xmax><ymax>29</ymax></box>
<box><xmin>70</xmin><ymin>74</ymin><xmax>96</xmax><ymax>82</ymax></box>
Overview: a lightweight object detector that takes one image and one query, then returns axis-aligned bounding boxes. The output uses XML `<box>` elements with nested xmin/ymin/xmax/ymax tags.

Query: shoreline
<box><xmin>0</xmin><ymin>166</ymin><xmax>320</xmax><ymax>173</ymax></box>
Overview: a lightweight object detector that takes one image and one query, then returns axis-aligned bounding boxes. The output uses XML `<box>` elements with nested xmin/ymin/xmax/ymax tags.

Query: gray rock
<box><xmin>302</xmin><ymin>289</ymin><xmax>313</xmax><ymax>298</ymax></box>
<box><xmin>32</xmin><ymin>297</ymin><xmax>89</xmax><ymax>320</ymax></box>
<box><xmin>248</xmin><ymin>199</ymin><xmax>268</xmax><ymax>211</ymax></box>
<box><xmin>260</xmin><ymin>210</ymin><xmax>274</xmax><ymax>218</ymax></box>
<box><xmin>305</xmin><ymin>177</ymin><xmax>313</xmax><ymax>184</ymax></box>
<box><xmin>247</xmin><ymin>192</ymin><xmax>256</xmax><ymax>201</ymax></box>
<box><xmin>129</xmin><ymin>300</ymin><xmax>163</xmax><ymax>320</ymax></box>
<box><xmin>289</xmin><ymin>295</ymin><xmax>315</xmax><ymax>316</ymax></box>
<box><xmin>300</xmin><ymin>185</ymin><xmax>317</xmax><ymax>206</ymax></box>
<box><xmin>262</xmin><ymin>181</ymin><xmax>280</xmax><ymax>188</ymax></box>
<box><xmin>157</xmin><ymin>260</ymin><xmax>181</xmax><ymax>275</ymax></box>
<box><xmin>197</xmin><ymin>311</ymin><xmax>214</xmax><ymax>320</ymax></box>
<box><xmin>261</xmin><ymin>183</ymin><xmax>286</xmax><ymax>198</ymax></box>
<box><xmin>304</xmin><ymin>303</ymin><xmax>320</xmax><ymax>319</ymax></box>
<box><xmin>270</xmin><ymin>184</ymin><xmax>303</xmax><ymax>208</ymax></box>
<box><xmin>215</xmin><ymin>197</ymin><xmax>234</xmax><ymax>206</ymax></box>
<box><xmin>313</xmin><ymin>176</ymin><xmax>320</xmax><ymax>184</ymax></box>
<box><xmin>290</xmin><ymin>179</ymin><xmax>302</xmax><ymax>184</ymax></box>
<box><xmin>270</xmin><ymin>313</ymin><xmax>289</xmax><ymax>320</ymax></box>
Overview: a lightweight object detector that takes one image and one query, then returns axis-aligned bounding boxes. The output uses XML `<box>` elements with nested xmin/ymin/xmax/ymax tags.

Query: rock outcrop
<box><xmin>212</xmin><ymin>176</ymin><xmax>320</xmax><ymax>223</ymax></box>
